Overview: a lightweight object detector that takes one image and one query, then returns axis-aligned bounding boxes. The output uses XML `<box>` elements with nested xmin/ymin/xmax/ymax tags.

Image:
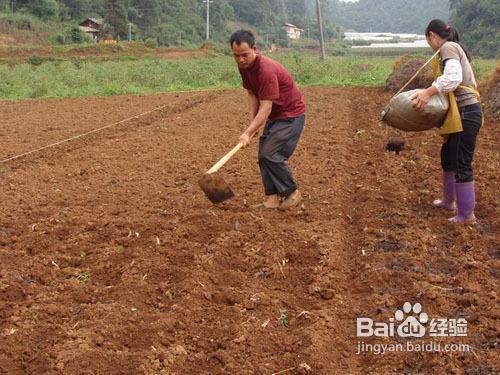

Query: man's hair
<box><xmin>230</xmin><ymin>30</ymin><xmax>255</xmax><ymax>47</ymax></box>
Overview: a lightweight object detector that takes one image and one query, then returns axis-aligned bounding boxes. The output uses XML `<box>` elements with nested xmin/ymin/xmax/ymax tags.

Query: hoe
<box><xmin>198</xmin><ymin>143</ymin><xmax>243</xmax><ymax>204</ymax></box>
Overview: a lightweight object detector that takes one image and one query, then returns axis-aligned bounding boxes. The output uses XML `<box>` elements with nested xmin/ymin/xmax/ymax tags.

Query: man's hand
<box><xmin>239</xmin><ymin>100</ymin><xmax>272</xmax><ymax>147</ymax></box>
<box><xmin>412</xmin><ymin>87</ymin><xmax>438</xmax><ymax>112</ymax></box>
<box><xmin>239</xmin><ymin>132</ymin><xmax>252</xmax><ymax>147</ymax></box>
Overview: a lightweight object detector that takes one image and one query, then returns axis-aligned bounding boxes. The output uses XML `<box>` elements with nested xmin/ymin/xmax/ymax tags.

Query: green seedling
<box><xmin>279</xmin><ymin>309</ymin><xmax>289</xmax><ymax>328</ymax></box>
<box><xmin>76</xmin><ymin>272</ymin><xmax>90</xmax><ymax>284</ymax></box>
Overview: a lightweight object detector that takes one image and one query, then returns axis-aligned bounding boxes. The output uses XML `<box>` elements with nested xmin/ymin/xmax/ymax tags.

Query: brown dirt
<box><xmin>0</xmin><ymin>88</ymin><xmax>498</xmax><ymax>374</ymax></box>
<box><xmin>386</xmin><ymin>57</ymin><xmax>435</xmax><ymax>92</ymax></box>
<box><xmin>480</xmin><ymin>66</ymin><xmax>500</xmax><ymax>121</ymax></box>
<box><xmin>0</xmin><ymin>44</ymin><xmax>213</xmax><ymax>64</ymax></box>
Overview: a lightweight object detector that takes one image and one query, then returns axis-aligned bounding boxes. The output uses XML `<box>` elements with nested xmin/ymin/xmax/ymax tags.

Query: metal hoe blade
<box><xmin>198</xmin><ymin>172</ymin><xmax>235</xmax><ymax>204</ymax></box>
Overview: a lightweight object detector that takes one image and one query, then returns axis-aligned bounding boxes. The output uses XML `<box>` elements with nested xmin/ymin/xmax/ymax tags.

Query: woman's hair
<box><xmin>425</xmin><ymin>19</ymin><xmax>471</xmax><ymax>61</ymax></box>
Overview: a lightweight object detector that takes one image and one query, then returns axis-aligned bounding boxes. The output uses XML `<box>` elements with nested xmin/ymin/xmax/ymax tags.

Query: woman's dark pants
<box><xmin>441</xmin><ymin>103</ymin><xmax>483</xmax><ymax>183</ymax></box>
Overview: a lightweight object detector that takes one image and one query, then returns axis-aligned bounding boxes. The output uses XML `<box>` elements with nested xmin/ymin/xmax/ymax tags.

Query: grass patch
<box><xmin>0</xmin><ymin>53</ymin><xmax>497</xmax><ymax>100</ymax></box>
<box><xmin>472</xmin><ymin>59</ymin><xmax>497</xmax><ymax>82</ymax></box>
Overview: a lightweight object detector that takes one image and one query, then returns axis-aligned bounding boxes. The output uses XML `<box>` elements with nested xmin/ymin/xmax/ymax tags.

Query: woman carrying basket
<box><xmin>413</xmin><ymin>19</ymin><xmax>483</xmax><ymax>223</ymax></box>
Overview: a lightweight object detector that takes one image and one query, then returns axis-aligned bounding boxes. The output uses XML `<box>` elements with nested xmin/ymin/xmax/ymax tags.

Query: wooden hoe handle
<box><xmin>206</xmin><ymin>143</ymin><xmax>243</xmax><ymax>174</ymax></box>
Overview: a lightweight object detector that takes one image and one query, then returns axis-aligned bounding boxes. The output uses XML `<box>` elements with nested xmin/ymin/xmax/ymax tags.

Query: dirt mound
<box><xmin>480</xmin><ymin>66</ymin><xmax>500</xmax><ymax>121</ymax></box>
<box><xmin>199</xmin><ymin>41</ymin><xmax>216</xmax><ymax>50</ymax></box>
<box><xmin>385</xmin><ymin>56</ymin><xmax>434</xmax><ymax>92</ymax></box>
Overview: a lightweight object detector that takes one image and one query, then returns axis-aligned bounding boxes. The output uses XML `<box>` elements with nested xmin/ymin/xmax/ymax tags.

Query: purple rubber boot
<box><xmin>449</xmin><ymin>181</ymin><xmax>476</xmax><ymax>223</ymax></box>
<box><xmin>433</xmin><ymin>171</ymin><xmax>456</xmax><ymax>210</ymax></box>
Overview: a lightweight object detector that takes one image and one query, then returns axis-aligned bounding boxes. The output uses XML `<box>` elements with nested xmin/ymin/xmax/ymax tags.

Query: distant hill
<box><xmin>0</xmin><ymin>1</ymin><xmax>450</xmax><ymax>44</ymax></box>
<box><xmin>327</xmin><ymin>0</ymin><xmax>450</xmax><ymax>34</ymax></box>
<box><xmin>4</xmin><ymin>0</ymin><xmax>497</xmax><ymax>60</ymax></box>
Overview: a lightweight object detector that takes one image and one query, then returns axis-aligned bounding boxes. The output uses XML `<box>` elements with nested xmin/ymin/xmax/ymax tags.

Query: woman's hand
<box><xmin>412</xmin><ymin>90</ymin><xmax>432</xmax><ymax>111</ymax></box>
<box><xmin>412</xmin><ymin>86</ymin><xmax>439</xmax><ymax>111</ymax></box>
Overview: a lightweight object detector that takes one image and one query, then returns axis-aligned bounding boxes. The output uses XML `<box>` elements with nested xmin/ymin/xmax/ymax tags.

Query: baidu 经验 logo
<box><xmin>356</xmin><ymin>301</ymin><xmax>471</xmax><ymax>355</ymax></box>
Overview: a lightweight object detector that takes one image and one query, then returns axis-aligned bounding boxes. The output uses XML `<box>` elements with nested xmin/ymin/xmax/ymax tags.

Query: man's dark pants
<box><xmin>258</xmin><ymin>114</ymin><xmax>305</xmax><ymax>197</ymax></box>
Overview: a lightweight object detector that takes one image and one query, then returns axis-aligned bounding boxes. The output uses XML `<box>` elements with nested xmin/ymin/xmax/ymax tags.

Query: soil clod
<box><xmin>385</xmin><ymin>137</ymin><xmax>406</xmax><ymax>155</ymax></box>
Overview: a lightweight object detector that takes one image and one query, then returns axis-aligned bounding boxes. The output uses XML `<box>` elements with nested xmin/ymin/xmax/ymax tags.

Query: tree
<box><xmin>450</xmin><ymin>0</ymin><xmax>500</xmax><ymax>58</ymax></box>
<box><xmin>129</xmin><ymin>0</ymin><xmax>160</xmax><ymax>37</ymax></box>
<box><xmin>326</xmin><ymin>0</ymin><xmax>450</xmax><ymax>34</ymax></box>
<box><xmin>105</xmin><ymin>0</ymin><xmax>128</xmax><ymax>39</ymax></box>
<box><xmin>68</xmin><ymin>24</ymin><xmax>88</xmax><ymax>42</ymax></box>
<box><xmin>58</xmin><ymin>0</ymin><xmax>95</xmax><ymax>20</ymax></box>
<box><xmin>204</xmin><ymin>0</ymin><xmax>234</xmax><ymax>41</ymax></box>
<box><xmin>11</xmin><ymin>0</ymin><xmax>60</xmax><ymax>19</ymax></box>
<box><xmin>287</xmin><ymin>0</ymin><xmax>307</xmax><ymax>29</ymax></box>
<box><xmin>229</xmin><ymin>0</ymin><xmax>271</xmax><ymax>27</ymax></box>
<box><xmin>31</xmin><ymin>0</ymin><xmax>59</xmax><ymax>19</ymax></box>
<box><xmin>156</xmin><ymin>0</ymin><xmax>205</xmax><ymax>44</ymax></box>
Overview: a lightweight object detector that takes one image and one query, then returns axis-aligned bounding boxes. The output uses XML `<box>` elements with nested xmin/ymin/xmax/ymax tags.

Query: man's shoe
<box><xmin>252</xmin><ymin>194</ymin><xmax>280</xmax><ymax>209</ymax></box>
<box><xmin>279</xmin><ymin>190</ymin><xmax>302</xmax><ymax>210</ymax></box>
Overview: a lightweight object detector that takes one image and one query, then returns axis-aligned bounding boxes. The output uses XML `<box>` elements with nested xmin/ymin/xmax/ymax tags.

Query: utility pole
<box><xmin>316</xmin><ymin>0</ymin><xmax>326</xmax><ymax>60</ymax></box>
<box><xmin>128</xmin><ymin>23</ymin><xmax>132</xmax><ymax>41</ymax></box>
<box><xmin>306</xmin><ymin>15</ymin><xmax>310</xmax><ymax>41</ymax></box>
<box><xmin>203</xmin><ymin>0</ymin><xmax>212</xmax><ymax>41</ymax></box>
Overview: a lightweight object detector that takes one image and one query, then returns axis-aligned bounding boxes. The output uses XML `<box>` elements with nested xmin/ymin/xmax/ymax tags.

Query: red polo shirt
<box><xmin>238</xmin><ymin>54</ymin><xmax>306</xmax><ymax>121</ymax></box>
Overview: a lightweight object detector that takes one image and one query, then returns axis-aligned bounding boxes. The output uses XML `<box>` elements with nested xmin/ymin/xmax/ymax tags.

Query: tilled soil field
<box><xmin>0</xmin><ymin>88</ymin><xmax>498</xmax><ymax>374</ymax></box>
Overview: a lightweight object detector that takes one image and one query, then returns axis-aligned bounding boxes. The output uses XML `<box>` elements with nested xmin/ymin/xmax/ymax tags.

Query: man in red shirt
<box><xmin>231</xmin><ymin>30</ymin><xmax>306</xmax><ymax>209</ymax></box>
